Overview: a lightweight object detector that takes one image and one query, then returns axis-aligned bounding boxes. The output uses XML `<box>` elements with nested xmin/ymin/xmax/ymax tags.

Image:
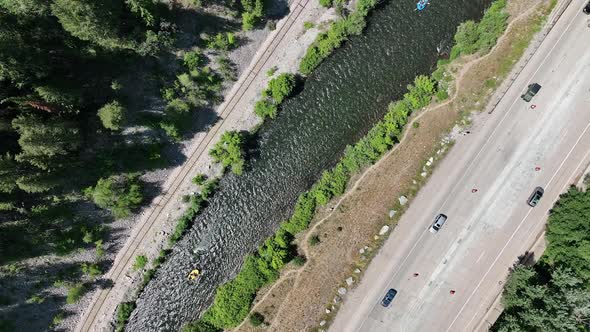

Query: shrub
<box><xmin>242</xmin><ymin>12</ymin><xmax>256</xmax><ymax>31</ymax></box>
<box><xmin>319</xmin><ymin>0</ymin><xmax>333</xmax><ymax>7</ymax></box>
<box><xmin>435</xmin><ymin>89</ymin><xmax>449</xmax><ymax>101</ymax></box>
<box><xmin>254</xmin><ymin>99</ymin><xmax>278</xmax><ymax>119</ymax></box>
<box><xmin>89</xmin><ymin>174</ymin><xmax>143</xmax><ymax>218</ymax></box>
<box><xmin>412</xmin><ymin>121</ymin><xmax>420</xmax><ymax>128</ymax></box>
<box><xmin>98</xmin><ymin>100</ymin><xmax>126</xmax><ymax>131</ymax></box>
<box><xmin>249</xmin><ymin>312</ymin><xmax>265</xmax><ymax>326</ymax></box>
<box><xmin>51</xmin><ymin>312</ymin><xmax>65</xmax><ymax>328</ymax></box>
<box><xmin>266</xmin><ymin>73</ymin><xmax>296</xmax><ymax>104</ymax></box>
<box><xmin>192</xmin><ymin>174</ymin><xmax>207</xmax><ymax>185</ymax></box>
<box><xmin>66</xmin><ymin>283</ymin><xmax>86</xmax><ymax>304</ymax></box>
<box><xmin>184</xmin><ymin>49</ymin><xmax>204</xmax><ymax>70</ymax></box>
<box><xmin>207</xmin><ymin>33</ymin><xmax>236</xmax><ymax>51</ymax></box>
<box><xmin>26</xmin><ymin>294</ymin><xmax>44</xmax><ymax>304</ymax></box>
<box><xmin>303</xmin><ymin>21</ymin><xmax>315</xmax><ymax>30</ymax></box>
<box><xmin>95</xmin><ymin>240</ymin><xmax>105</xmax><ymax>258</ymax></box>
<box><xmin>133</xmin><ymin>255</ymin><xmax>148</xmax><ymax>271</ymax></box>
<box><xmin>182</xmin><ymin>320</ymin><xmax>220</xmax><ymax>332</ymax></box>
<box><xmin>209</xmin><ymin>131</ymin><xmax>245</xmax><ymax>175</ymax></box>
<box><xmin>81</xmin><ymin>262</ymin><xmax>101</xmax><ymax>278</ymax></box>
<box><xmin>309</xmin><ymin>234</ymin><xmax>320</xmax><ymax>246</ymax></box>
<box><xmin>293</xmin><ymin>255</ymin><xmax>306</xmax><ymax>266</ymax></box>
<box><xmin>116</xmin><ymin>302</ymin><xmax>136</xmax><ymax>332</ymax></box>
<box><xmin>266</xmin><ymin>66</ymin><xmax>278</xmax><ymax>77</ymax></box>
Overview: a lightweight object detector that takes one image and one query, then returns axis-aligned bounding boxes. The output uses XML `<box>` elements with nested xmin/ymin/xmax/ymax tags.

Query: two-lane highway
<box><xmin>331</xmin><ymin>1</ymin><xmax>590</xmax><ymax>331</ymax></box>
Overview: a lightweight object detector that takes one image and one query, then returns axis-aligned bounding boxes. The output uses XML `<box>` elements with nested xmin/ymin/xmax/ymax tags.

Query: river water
<box><xmin>128</xmin><ymin>0</ymin><xmax>491</xmax><ymax>329</ymax></box>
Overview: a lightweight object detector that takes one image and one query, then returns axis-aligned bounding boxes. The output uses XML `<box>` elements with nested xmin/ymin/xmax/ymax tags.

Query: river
<box><xmin>128</xmin><ymin>0</ymin><xmax>491</xmax><ymax>329</ymax></box>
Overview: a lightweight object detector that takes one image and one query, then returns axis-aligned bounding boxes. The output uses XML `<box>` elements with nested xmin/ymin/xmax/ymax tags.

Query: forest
<box><xmin>493</xmin><ymin>186</ymin><xmax>590</xmax><ymax>331</ymax></box>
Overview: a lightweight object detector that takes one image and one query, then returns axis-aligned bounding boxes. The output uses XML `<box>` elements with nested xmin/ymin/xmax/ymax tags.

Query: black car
<box><xmin>527</xmin><ymin>187</ymin><xmax>544</xmax><ymax>207</ymax></box>
<box><xmin>381</xmin><ymin>288</ymin><xmax>398</xmax><ymax>307</ymax></box>
<box><xmin>584</xmin><ymin>1</ymin><xmax>590</xmax><ymax>14</ymax></box>
<box><xmin>521</xmin><ymin>83</ymin><xmax>542</xmax><ymax>102</ymax></box>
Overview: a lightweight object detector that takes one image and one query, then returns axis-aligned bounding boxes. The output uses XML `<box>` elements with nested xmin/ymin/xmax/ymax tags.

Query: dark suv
<box><xmin>381</xmin><ymin>288</ymin><xmax>398</xmax><ymax>307</ymax></box>
<box><xmin>521</xmin><ymin>83</ymin><xmax>542</xmax><ymax>102</ymax></box>
<box><xmin>584</xmin><ymin>1</ymin><xmax>590</xmax><ymax>14</ymax></box>
<box><xmin>527</xmin><ymin>187</ymin><xmax>544</xmax><ymax>207</ymax></box>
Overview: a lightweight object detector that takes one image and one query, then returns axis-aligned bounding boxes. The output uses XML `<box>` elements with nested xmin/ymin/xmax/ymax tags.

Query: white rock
<box><xmin>338</xmin><ymin>287</ymin><xmax>347</xmax><ymax>295</ymax></box>
<box><xmin>333</xmin><ymin>296</ymin><xmax>341</xmax><ymax>303</ymax></box>
<box><xmin>379</xmin><ymin>225</ymin><xmax>390</xmax><ymax>235</ymax></box>
<box><xmin>421</xmin><ymin>172</ymin><xmax>427</xmax><ymax>177</ymax></box>
<box><xmin>359</xmin><ymin>248</ymin><xmax>365</xmax><ymax>254</ymax></box>
<box><xmin>346</xmin><ymin>277</ymin><xmax>354</xmax><ymax>286</ymax></box>
<box><xmin>374</xmin><ymin>235</ymin><xmax>379</xmax><ymax>240</ymax></box>
<box><xmin>426</xmin><ymin>160</ymin><xmax>432</xmax><ymax>166</ymax></box>
<box><xmin>326</xmin><ymin>308</ymin><xmax>331</xmax><ymax>314</ymax></box>
<box><xmin>320</xmin><ymin>320</ymin><xmax>326</xmax><ymax>326</ymax></box>
<box><xmin>429</xmin><ymin>157</ymin><xmax>434</xmax><ymax>164</ymax></box>
<box><xmin>364</xmin><ymin>246</ymin><xmax>369</xmax><ymax>250</ymax></box>
<box><xmin>399</xmin><ymin>196</ymin><xmax>408</xmax><ymax>205</ymax></box>
<box><xmin>389</xmin><ymin>209</ymin><xmax>397</xmax><ymax>218</ymax></box>
<box><xmin>354</xmin><ymin>268</ymin><xmax>361</xmax><ymax>274</ymax></box>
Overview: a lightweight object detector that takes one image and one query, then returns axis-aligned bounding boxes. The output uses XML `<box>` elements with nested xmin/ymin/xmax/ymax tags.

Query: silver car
<box><xmin>429</xmin><ymin>214</ymin><xmax>448</xmax><ymax>233</ymax></box>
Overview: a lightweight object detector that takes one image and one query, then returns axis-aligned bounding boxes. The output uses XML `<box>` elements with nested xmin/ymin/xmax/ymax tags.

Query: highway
<box><xmin>330</xmin><ymin>1</ymin><xmax>590</xmax><ymax>331</ymax></box>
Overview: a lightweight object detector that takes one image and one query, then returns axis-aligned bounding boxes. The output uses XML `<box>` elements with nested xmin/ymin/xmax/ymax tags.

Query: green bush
<box><xmin>319</xmin><ymin>0</ymin><xmax>332</xmax><ymax>8</ymax></box>
<box><xmin>303</xmin><ymin>21</ymin><xmax>315</xmax><ymax>30</ymax></box>
<box><xmin>66</xmin><ymin>283</ymin><xmax>86</xmax><ymax>304</ymax></box>
<box><xmin>254</xmin><ymin>99</ymin><xmax>278</xmax><ymax>119</ymax></box>
<box><xmin>242</xmin><ymin>12</ymin><xmax>257</xmax><ymax>31</ymax></box>
<box><xmin>266</xmin><ymin>66</ymin><xmax>278</xmax><ymax>77</ymax></box>
<box><xmin>266</xmin><ymin>73</ymin><xmax>296</xmax><ymax>104</ymax></box>
<box><xmin>184</xmin><ymin>49</ymin><xmax>204</xmax><ymax>71</ymax></box>
<box><xmin>452</xmin><ymin>0</ymin><xmax>507</xmax><ymax>58</ymax></box>
<box><xmin>88</xmin><ymin>174</ymin><xmax>143</xmax><ymax>218</ymax></box>
<box><xmin>207</xmin><ymin>33</ymin><xmax>236</xmax><ymax>51</ymax></box>
<box><xmin>308</xmin><ymin>234</ymin><xmax>320</xmax><ymax>246</ymax></box>
<box><xmin>98</xmin><ymin>100</ymin><xmax>126</xmax><ymax>131</ymax></box>
<box><xmin>50</xmin><ymin>311</ymin><xmax>66</xmax><ymax>328</ymax></box>
<box><xmin>192</xmin><ymin>174</ymin><xmax>207</xmax><ymax>185</ymax></box>
<box><xmin>209</xmin><ymin>131</ymin><xmax>245</xmax><ymax>175</ymax></box>
<box><xmin>81</xmin><ymin>262</ymin><xmax>101</xmax><ymax>278</ymax></box>
<box><xmin>293</xmin><ymin>255</ymin><xmax>306</xmax><ymax>266</ymax></box>
<box><xmin>116</xmin><ymin>302</ymin><xmax>136</xmax><ymax>332</ymax></box>
<box><xmin>133</xmin><ymin>255</ymin><xmax>148</xmax><ymax>271</ymax></box>
<box><xmin>249</xmin><ymin>312</ymin><xmax>265</xmax><ymax>326</ymax></box>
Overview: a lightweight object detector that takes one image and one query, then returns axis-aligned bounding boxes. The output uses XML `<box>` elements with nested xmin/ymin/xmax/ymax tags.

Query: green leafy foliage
<box><xmin>493</xmin><ymin>187</ymin><xmax>590</xmax><ymax>331</ymax></box>
<box><xmin>249</xmin><ymin>312</ymin><xmax>265</xmax><ymax>326</ymax></box>
<box><xmin>98</xmin><ymin>100</ymin><xmax>126</xmax><ymax>131</ymax></box>
<box><xmin>241</xmin><ymin>0</ymin><xmax>264</xmax><ymax>30</ymax></box>
<box><xmin>66</xmin><ymin>282</ymin><xmax>86</xmax><ymax>304</ymax></box>
<box><xmin>133</xmin><ymin>255</ymin><xmax>148</xmax><ymax>271</ymax></box>
<box><xmin>451</xmin><ymin>0</ymin><xmax>507</xmax><ymax>59</ymax></box>
<box><xmin>81</xmin><ymin>262</ymin><xmax>101</xmax><ymax>278</ymax></box>
<box><xmin>207</xmin><ymin>33</ymin><xmax>236</xmax><ymax>51</ymax></box>
<box><xmin>192</xmin><ymin>174</ymin><xmax>207</xmax><ymax>185</ymax></box>
<box><xmin>209</xmin><ymin>131</ymin><xmax>245</xmax><ymax>175</ymax></box>
<box><xmin>254</xmin><ymin>99</ymin><xmax>278</xmax><ymax>119</ymax></box>
<box><xmin>116</xmin><ymin>302</ymin><xmax>136</xmax><ymax>332</ymax></box>
<box><xmin>299</xmin><ymin>0</ymin><xmax>379</xmax><ymax>74</ymax></box>
<box><xmin>266</xmin><ymin>73</ymin><xmax>296</xmax><ymax>104</ymax></box>
<box><xmin>88</xmin><ymin>174</ymin><xmax>143</xmax><ymax>218</ymax></box>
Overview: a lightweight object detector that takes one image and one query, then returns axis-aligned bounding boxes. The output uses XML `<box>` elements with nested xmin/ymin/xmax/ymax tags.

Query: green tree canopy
<box><xmin>98</xmin><ymin>100</ymin><xmax>126</xmax><ymax>131</ymax></box>
<box><xmin>51</xmin><ymin>0</ymin><xmax>130</xmax><ymax>50</ymax></box>
<box><xmin>88</xmin><ymin>174</ymin><xmax>143</xmax><ymax>218</ymax></box>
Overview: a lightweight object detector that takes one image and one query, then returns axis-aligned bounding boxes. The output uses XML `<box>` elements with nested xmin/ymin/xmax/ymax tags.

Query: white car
<box><xmin>429</xmin><ymin>214</ymin><xmax>447</xmax><ymax>233</ymax></box>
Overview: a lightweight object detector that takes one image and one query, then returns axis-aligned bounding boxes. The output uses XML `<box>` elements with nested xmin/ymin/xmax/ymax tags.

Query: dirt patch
<box><xmin>232</xmin><ymin>0</ymin><xmax>549</xmax><ymax>331</ymax></box>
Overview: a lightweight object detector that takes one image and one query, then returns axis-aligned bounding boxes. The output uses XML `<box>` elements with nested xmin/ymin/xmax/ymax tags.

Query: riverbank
<box><xmin>62</xmin><ymin>2</ymin><xmax>338</xmax><ymax>331</ymax></box>
<box><xmin>228</xmin><ymin>0</ymin><xmax>554</xmax><ymax>330</ymax></box>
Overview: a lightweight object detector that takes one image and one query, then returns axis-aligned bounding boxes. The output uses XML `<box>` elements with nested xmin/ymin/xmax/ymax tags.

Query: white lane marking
<box><xmin>352</xmin><ymin>8</ymin><xmax>580</xmax><ymax>332</ymax></box>
<box><xmin>475</xmin><ymin>251</ymin><xmax>486</xmax><ymax>264</ymax></box>
<box><xmin>464</xmin><ymin>148</ymin><xmax>590</xmax><ymax>331</ymax></box>
<box><xmin>445</xmin><ymin>120</ymin><xmax>590</xmax><ymax>332</ymax></box>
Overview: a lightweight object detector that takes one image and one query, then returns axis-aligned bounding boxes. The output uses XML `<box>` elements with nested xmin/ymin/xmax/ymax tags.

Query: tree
<box><xmin>98</xmin><ymin>100</ymin><xmax>126</xmax><ymax>131</ymax></box>
<box><xmin>0</xmin><ymin>0</ymin><xmax>51</xmax><ymax>16</ymax></box>
<box><xmin>89</xmin><ymin>174</ymin><xmax>143</xmax><ymax>218</ymax></box>
<box><xmin>209</xmin><ymin>131</ymin><xmax>245</xmax><ymax>175</ymax></box>
<box><xmin>51</xmin><ymin>0</ymin><xmax>130</xmax><ymax>50</ymax></box>
<box><xmin>266</xmin><ymin>73</ymin><xmax>296</xmax><ymax>104</ymax></box>
<box><xmin>12</xmin><ymin>113</ymin><xmax>80</xmax><ymax>171</ymax></box>
<box><xmin>0</xmin><ymin>153</ymin><xmax>19</xmax><ymax>193</ymax></box>
<box><xmin>254</xmin><ymin>99</ymin><xmax>277</xmax><ymax>119</ymax></box>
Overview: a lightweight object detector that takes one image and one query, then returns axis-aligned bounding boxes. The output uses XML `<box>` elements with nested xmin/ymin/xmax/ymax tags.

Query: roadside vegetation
<box><xmin>493</xmin><ymin>187</ymin><xmax>590</xmax><ymax>331</ymax></box>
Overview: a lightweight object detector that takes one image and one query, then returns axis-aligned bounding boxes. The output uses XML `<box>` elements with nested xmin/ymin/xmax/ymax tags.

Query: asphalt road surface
<box><xmin>330</xmin><ymin>2</ymin><xmax>590</xmax><ymax>332</ymax></box>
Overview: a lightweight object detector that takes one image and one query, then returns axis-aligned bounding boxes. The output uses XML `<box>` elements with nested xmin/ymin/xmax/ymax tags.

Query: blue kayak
<box><xmin>416</xmin><ymin>0</ymin><xmax>429</xmax><ymax>10</ymax></box>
